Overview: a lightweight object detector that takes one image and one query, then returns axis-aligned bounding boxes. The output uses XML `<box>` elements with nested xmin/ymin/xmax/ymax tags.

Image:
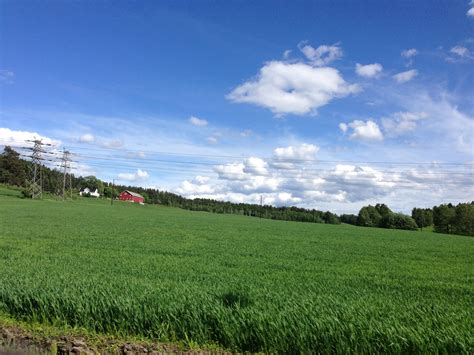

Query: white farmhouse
<box><xmin>79</xmin><ymin>187</ymin><xmax>100</xmax><ymax>198</ymax></box>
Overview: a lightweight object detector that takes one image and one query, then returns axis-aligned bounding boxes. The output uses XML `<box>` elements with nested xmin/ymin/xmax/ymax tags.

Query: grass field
<box><xmin>0</xmin><ymin>187</ymin><xmax>473</xmax><ymax>353</ymax></box>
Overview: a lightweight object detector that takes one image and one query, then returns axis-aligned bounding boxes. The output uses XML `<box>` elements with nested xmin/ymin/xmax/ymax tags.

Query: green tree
<box><xmin>412</xmin><ymin>208</ymin><xmax>432</xmax><ymax>230</ymax></box>
<box><xmin>0</xmin><ymin>146</ymin><xmax>27</xmax><ymax>186</ymax></box>
<box><xmin>357</xmin><ymin>205</ymin><xmax>382</xmax><ymax>227</ymax></box>
<box><xmin>452</xmin><ymin>203</ymin><xmax>474</xmax><ymax>236</ymax></box>
<box><xmin>392</xmin><ymin>213</ymin><xmax>418</xmax><ymax>231</ymax></box>
<box><xmin>433</xmin><ymin>204</ymin><xmax>456</xmax><ymax>234</ymax></box>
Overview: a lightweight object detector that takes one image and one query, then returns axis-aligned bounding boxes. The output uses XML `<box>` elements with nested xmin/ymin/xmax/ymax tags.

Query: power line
<box><xmin>75</xmin><ymin>161</ymin><xmax>473</xmax><ymax>187</ymax></box>
<box><xmin>8</xmin><ymin>141</ymin><xmax>471</xmax><ymax>167</ymax></box>
<box><xmin>74</xmin><ymin>154</ymin><xmax>474</xmax><ymax>176</ymax></box>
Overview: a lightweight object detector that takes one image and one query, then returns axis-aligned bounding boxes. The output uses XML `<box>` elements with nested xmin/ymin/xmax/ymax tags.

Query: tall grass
<box><xmin>0</xmin><ymin>193</ymin><xmax>472</xmax><ymax>352</ymax></box>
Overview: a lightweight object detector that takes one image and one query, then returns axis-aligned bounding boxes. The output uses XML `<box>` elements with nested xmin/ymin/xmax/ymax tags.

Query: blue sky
<box><xmin>1</xmin><ymin>0</ymin><xmax>473</xmax><ymax>213</ymax></box>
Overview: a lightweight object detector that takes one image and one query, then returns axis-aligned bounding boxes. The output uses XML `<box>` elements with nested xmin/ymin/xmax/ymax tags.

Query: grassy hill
<box><xmin>0</xmin><ymin>188</ymin><xmax>472</xmax><ymax>352</ymax></box>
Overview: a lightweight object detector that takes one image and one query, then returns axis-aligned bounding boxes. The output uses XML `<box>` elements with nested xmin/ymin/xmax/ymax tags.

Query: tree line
<box><xmin>340</xmin><ymin>203</ymin><xmax>473</xmax><ymax>236</ymax></box>
<box><xmin>1</xmin><ymin>145</ymin><xmax>472</xmax><ymax>234</ymax></box>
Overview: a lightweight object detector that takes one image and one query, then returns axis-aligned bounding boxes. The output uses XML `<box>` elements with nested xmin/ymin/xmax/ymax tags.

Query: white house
<box><xmin>79</xmin><ymin>187</ymin><xmax>100</xmax><ymax>198</ymax></box>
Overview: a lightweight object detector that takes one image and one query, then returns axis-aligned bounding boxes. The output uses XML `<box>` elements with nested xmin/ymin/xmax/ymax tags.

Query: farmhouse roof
<box><xmin>123</xmin><ymin>190</ymin><xmax>144</xmax><ymax>199</ymax></box>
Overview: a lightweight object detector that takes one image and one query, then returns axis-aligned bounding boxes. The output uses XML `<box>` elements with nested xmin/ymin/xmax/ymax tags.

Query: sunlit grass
<box><xmin>0</xmin><ymin>190</ymin><xmax>472</xmax><ymax>352</ymax></box>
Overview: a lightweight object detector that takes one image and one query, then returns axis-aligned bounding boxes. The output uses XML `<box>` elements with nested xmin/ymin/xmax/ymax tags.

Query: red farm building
<box><xmin>118</xmin><ymin>190</ymin><xmax>145</xmax><ymax>204</ymax></box>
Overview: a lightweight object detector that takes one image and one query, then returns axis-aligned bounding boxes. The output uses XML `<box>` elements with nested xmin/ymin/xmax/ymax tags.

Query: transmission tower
<box><xmin>57</xmin><ymin>149</ymin><xmax>73</xmax><ymax>200</ymax></box>
<box><xmin>25</xmin><ymin>139</ymin><xmax>51</xmax><ymax>199</ymax></box>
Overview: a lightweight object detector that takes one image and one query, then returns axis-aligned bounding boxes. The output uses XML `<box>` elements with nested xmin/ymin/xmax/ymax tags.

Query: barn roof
<box><xmin>123</xmin><ymin>190</ymin><xmax>144</xmax><ymax>199</ymax></box>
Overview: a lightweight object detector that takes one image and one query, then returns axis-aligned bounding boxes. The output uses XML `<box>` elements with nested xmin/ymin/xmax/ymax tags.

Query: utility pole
<box><xmin>57</xmin><ymin>149</ymin><xmax>73</xmax><ymax>200</ymax></box>
<box><xmin>25</xmin><ymin>139</ymin><xmax>51</xmax><ymax>199</ymax></box>
<box><xmin>111</xmin><ymin>179</ymin><xmax>115</xmax><ymax>205</ymax></box>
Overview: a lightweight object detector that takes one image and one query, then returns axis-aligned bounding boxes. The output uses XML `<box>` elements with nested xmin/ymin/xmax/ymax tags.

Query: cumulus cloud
<box><xmin>271</xmin><ymin>143</ymin><xmax>319</xmax><ymax>170</ymax></box>
<box><xmin>214</xmin><ymin>162</ymin><xmax>246</xmax><ymax>180</ymax></box>
<box><xmin>176</xmin><ymin>159</ymin><xmax>470</xmax><ymax>209</ymax></box>
<box><xmin>189</xmin><ymin>116</ymin><xmax>208</xmax><ymax>127</ymax></box>
<box><xmin>173</xmin><ymin>137</ymin><xmax>472</xmax><ymax>212</ymax></box>
<box><xmin>355</xmin><ymin>63</ymin><xmax>383</xmax><ymax>78</ymax></box>
<box><xmin>297</xmin><ymin>42</ymin><xmax>343</xmax><ymax>66</ymax></box>
<box><xmin>393</xmin><ymin>69</ymin><xmax>418</xmax><ymax>83</ymax></box>
<box><xmin>273</xmin><ymin>143</ymin><xmax>319</xmax><ymax>161</ymax></box>
<box><xmin>467</xmin><ymin>7</ymin><xmax>474</xmax><ymax>17</ymax></box>
<box><xmin>227</xmin><ymin>61</ymin><xmax>359</xmax><ymax>116</ymax></box>
<box><xmin>0</xmin><ymin>70</ymin><xmax>14</xmax><ymax>84</ymax></box>
<box><xmin>176</xmin><ymin>176</ymin><xmax>215</xmax><ymax>195</ymax></box>
<box><xmin>381</xmin><ymin>111</ymin><xmax>428</xmax><ymax>136</ymax></box>
<box><xmin>118</xmin><ymin>169</ymin><xmax>149</xmax><ymax>182</ymax></box>
<box><xmin>340</xmin><ymin>120</ymin><xmax>384</xmax><ymax>141</ymax></box>
<box><xmin>79</xmin><ymin>133</ymin><xmax>95</xmax><ymax>143</ymax></box>
<box><xmin>0</xmin><ymin>127</ymin><xmax>60</xmax><ymax>147</ymax></box>
<box><xmin>243</xmin><ymin>157</ymin><xmax>269</xmax><ymax>175</ymax></box>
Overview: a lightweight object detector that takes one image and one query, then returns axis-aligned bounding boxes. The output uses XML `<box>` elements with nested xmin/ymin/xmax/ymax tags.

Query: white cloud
<box><xmin>297</xmin><ymin>42</ymin><xmax>343</xmax><ymax>66</ymax></box>
<box><xmin>0</xmin><ymin>70</ymin><xmax>14</xmax><ymax>84</ymax></box>
<box><xmin>71</xmin><ymin>162</ymin><xmax>96</xmax><ymax>177</ymax></box>
<box><xmin>445</xmin><ymin>46</ymin><xmax>473</xmax><ymax>63</ymax></box>
<box><xmin>449</xmin><ymin>46</ymin><xmax>472</xmax><ymax>58</ymax></box>
<box><xmin>214</xmin><ymin>162</ymin><xmax>247</xmax><ymax>180</ymax></box>
<box><xmin>176</xmin><ymin>176</ymin><xmax>215</xmax><ymax>195</ymax></box>
<box><xmin>467</xmin><ymin>7</ymin><xmax>474</xmax><ymax>17</ymax></box>
<box><xmin>271</xmin><ymin>143</ymin><xmax>319</xmax><ymax>170</ymax></box>
<box><xmin>118</xmin><ymin>169</ymin><xmax>149</xmax><ymax>182</ymax></box>
<box><xmin>283</xmin><ymin>49</ymin><xmax>292</xmax><ymax>59</ymax></box>
<box><xmin>189</xmin><ymin>116</ymin><xmax>208</xmax><ymax>127</ymax></box>
<box><xmin>450</xmin><ymin>46</ymin><xmax>469</xmax><ymax>57</ymax></box>
<box><xmin>339</xmin><ymin>123</ymin><xmax>348</xmax><ymax>133</ymax></box>
<box><xmin>0</xmin><ymin>127</ymin><xmax>60</xmax><ymax>147</ymax></box>
<box><xmin>381</xmin><ymin>111</ymin><xmax>428</xmax><ymax>136</ymax></box>
<box><xmin>79</xmin><ymin>133</ymin><xmax>95</xmax><ymax>143</ymax></box>
<box><xmin>393</xmin><ymin>69</ymin><xmax>418</xmax><ymax>83</ymax></box>
<box><xmin>273</xmin><ymin>143</ymin><xmax>319</xmax><ymax>160</ymax></box>
<box><xmin>237</xmin><ymin>175</ymin><xmax>282</xmax><ymax>193</ymax></box>
<box><xmin>355</xmin><ymin>63</ymin><xmax>383</xmax><ymax>78</ymax></box>
<box><xmin>243</xmin><ymin>157</ymin><xmax>269</xmax><ymax>175</ymax></box>
<box><xmin>340</xmin><ymin>120</ymin><xmax>384</xmax><ymax>141</ymax></box>
<box><xmin>193</xmin><ymin>175</ymin><xmax>210</xmax><ymax>184</ymax></box>
<box><xmin>401</xmin><ymin>48</ymin><xmax>418</xmax><ymax>58</ymax></box>
<box><xmin>227</xmin><ymin>61</ymin><xmax>359</xmax><ymax>116</ymax></box>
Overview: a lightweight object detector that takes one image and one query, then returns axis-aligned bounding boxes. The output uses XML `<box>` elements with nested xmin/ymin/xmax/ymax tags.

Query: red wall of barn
<box><xmin>118</xmin><ymin>192</ymin><xmax>144</xmax><ymax>203</ymax></box>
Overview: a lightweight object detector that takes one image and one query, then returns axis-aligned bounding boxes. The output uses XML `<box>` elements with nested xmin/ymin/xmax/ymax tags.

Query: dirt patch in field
<box><xmin>1</xmin><ymin>323</ymin><xmax>221</xmax><ymax>354</ymax></box>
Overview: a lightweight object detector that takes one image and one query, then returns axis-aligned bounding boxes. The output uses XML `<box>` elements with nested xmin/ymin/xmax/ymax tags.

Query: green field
<box><xmin>0</xmin><ymin>188</ymin><xmax>473</xmax><ymax>353</ymax></box>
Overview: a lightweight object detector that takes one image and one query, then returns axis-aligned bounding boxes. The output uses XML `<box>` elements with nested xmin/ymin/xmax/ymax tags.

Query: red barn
<box><xmin>118</xmin><ymin>190</ymin><xmax>145</xmax><ymax>204</ymax></box>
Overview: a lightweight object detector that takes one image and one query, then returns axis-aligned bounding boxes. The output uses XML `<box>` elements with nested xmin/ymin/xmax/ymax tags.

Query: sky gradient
<box><xmin>1</xmin><ymin>0</ymin><xmax>473</xmax><ymax>213</ymax></box>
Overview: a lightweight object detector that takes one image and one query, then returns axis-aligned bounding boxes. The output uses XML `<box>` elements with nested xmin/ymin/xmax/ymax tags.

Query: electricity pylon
<box><xmin>25</xmin><ymin>139</ymin><xmax>51</xmax><ymax>199</ymax></box>
<box><xmin>57</xmin><ymin>149</ymin><xmax>73</xmax><ymax>200</ymax></box>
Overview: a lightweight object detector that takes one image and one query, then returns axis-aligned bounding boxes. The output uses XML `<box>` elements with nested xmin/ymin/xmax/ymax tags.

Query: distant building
<box><xmin>79</xmin><ymin>187</ymin><xmax>100</xmax><ymax>198</ymax></box>
<box><xmin>118</xmin><ymin>190</ymin><xmax>145</xmax><ymax>204</ymax></box>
